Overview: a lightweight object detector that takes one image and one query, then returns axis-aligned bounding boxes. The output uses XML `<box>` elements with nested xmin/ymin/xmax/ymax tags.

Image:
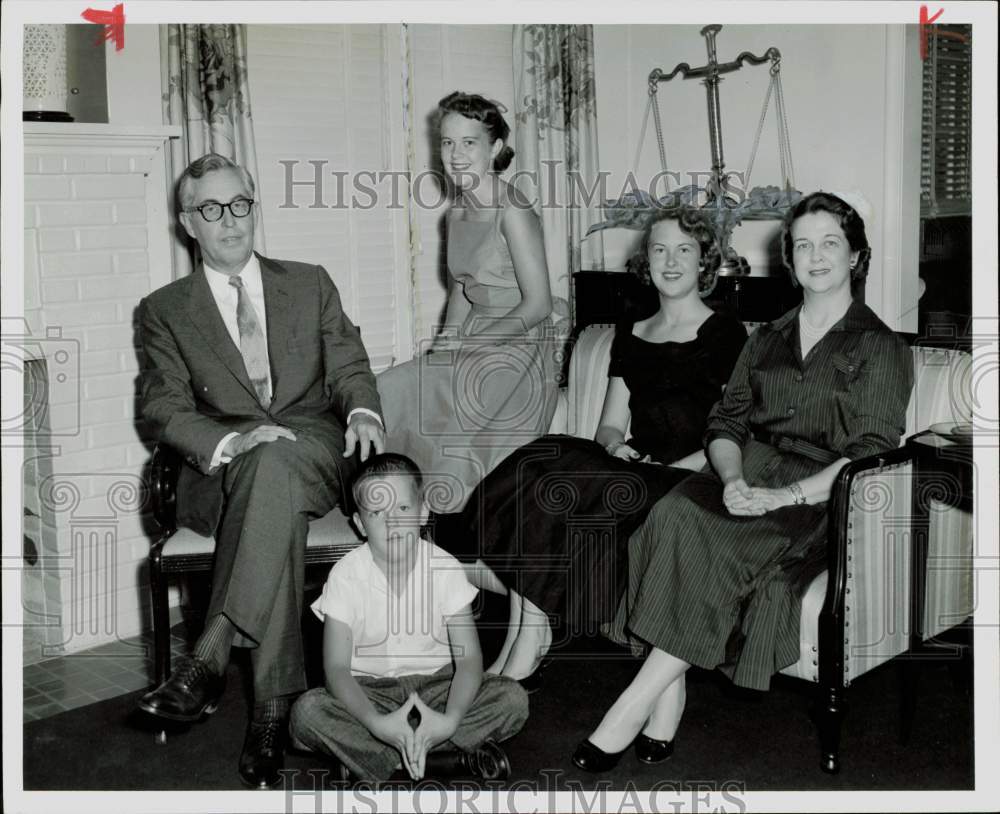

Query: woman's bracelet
<box><xmin>787</xmin><ymin>482</ymin><xmax>807</xmax><ymax>505</ymax></box>
<box><xmin>605</xmin><ymin>439</ymin><xmax>626</xmax><ymax>456</ymax></box>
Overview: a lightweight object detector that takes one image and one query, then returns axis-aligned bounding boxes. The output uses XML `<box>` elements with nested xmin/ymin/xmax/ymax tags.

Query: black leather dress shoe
<box><xmin>424</xmin><ymin>739</ymin><xmax>511</xmax><ymax>781</ymax></box>
<box><xmin>571</xmin><ymin>739</ymin><xmax>627</xmax><ymax>773</ymax></box>
<box><xmin>635</xmin><ymin>733</ymin><xmax>674</xmax><ymax>764</ymax></box>
<box><xmin>239</xmin><ymin>719</ymin><xmax>287</xmax><ymax>789</ymax></box>
<box><xmin>137</xmin><ymin>656</ymin><xmax>225</xmax><ymax>722</ymax></box>
<box><xmin>466</xmin><ymin>739</ymin><xmax>511</xmax><ymax>781</ymax></box>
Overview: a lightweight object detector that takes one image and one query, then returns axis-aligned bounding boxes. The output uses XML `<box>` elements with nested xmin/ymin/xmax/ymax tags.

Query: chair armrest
<box><xmin>818</xmin><ymin>446</ymin><xmax>916</xmax><ymax>689</ymax></box>
<box><xmin>150</xmin><ymin>444</ymin><xmax>182</xmax><ymax>533</ymax></box>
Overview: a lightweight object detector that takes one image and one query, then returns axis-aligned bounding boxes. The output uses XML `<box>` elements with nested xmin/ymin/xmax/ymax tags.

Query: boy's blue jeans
<box><xmin>289</xmin><ymin>666</ymin><xmax>528</xmax><ymax>780</ymax></box>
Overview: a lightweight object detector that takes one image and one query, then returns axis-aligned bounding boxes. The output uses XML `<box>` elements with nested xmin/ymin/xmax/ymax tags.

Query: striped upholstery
<box><xmin>563</xmin><ymin>326</ymin><xmax>973</xmax><ymax>686</ymax></box>
<box><xmin>824</xmin><ymin>347</ymin><xmax>973</xmax><ymax>684</ymax></box>
<box><xmin>925</xmin><ymin>498</ymin><xmax>974</xmax><ymax>638</ymax></box>
<box><xmin>566</xmin><ymin>324</ymin><xmax>618</xmax><ymax>439</ymax></box>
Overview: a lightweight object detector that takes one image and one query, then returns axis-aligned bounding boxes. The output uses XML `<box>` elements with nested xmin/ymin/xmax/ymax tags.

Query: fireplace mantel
<box><xmin>24</xmin><ymin>122</ymin><xmax>181</xmax><ymax>148</ymax></box>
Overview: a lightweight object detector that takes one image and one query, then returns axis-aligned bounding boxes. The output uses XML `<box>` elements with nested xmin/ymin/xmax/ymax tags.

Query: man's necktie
<box><xmin>228</xmin><ymin>275</ymin><xmax>271</xmax><ymax>408</ymax></box>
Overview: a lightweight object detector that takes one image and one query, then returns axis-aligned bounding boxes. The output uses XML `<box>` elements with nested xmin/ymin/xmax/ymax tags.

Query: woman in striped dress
<box><xmin>573</xmin><ymin>192</ymin><xmax>914</xmax><ymax>771</ymax></box>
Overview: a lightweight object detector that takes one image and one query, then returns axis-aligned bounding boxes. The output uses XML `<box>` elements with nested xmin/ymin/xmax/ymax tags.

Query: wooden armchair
<box><xmin>563</xmin><ymin>324</ymin><xmax>974</xmax><ymax>773</ymax></box>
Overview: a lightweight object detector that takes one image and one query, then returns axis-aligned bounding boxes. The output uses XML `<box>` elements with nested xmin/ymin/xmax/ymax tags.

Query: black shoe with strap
<box><xmin>239</xmin><ymin>718</ymin><xmax>287</xmax><ymax>789</ymax></box>
<box><xmin>137</xmin><ymin>655</ymin><xmax>225</xmax><ymax>723</ymax></box>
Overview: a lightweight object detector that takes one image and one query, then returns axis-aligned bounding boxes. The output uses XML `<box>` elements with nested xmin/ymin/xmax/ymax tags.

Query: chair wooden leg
<box><xmin>148</xmin><ymin>545</ymin><xmax>172</xmax><ymax>744</ymax></box>
<box><xmin>818</xmin><ymin>685</ymin><xmax>845</xmax><ymax>774</ymax></box>
<box><xmin>149</xmin><ymin>546</ymin><xmax>171</xmax><ymax>685</ymax></box>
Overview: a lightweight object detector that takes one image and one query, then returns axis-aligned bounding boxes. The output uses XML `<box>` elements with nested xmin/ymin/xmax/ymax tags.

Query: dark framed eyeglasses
<box><xmin>185</xmin><ymin>198</ymin><xmax>255</xmax><ymax>223</ymax></box>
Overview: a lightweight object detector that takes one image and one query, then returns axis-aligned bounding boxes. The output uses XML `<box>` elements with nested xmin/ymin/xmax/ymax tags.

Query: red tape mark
<box><xmin>81</xmin><ymin>3</ymin><xmax>125</xmax><ymax>51</ymax></box>
<box><xmin>919</xmin><ymin>5</ymin><xmax>970</xmax><ymax>61</ymax></box>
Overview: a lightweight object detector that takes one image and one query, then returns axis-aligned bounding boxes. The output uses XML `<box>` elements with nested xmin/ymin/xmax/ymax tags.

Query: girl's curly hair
<box><xmin>626</xmin><ymin>208</ymin><xmax>721</xmax><ymax>297</ymax></box>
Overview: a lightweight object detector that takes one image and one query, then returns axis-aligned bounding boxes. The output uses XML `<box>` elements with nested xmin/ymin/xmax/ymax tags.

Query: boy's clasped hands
<box><xmin>372</xmin><ymin>692</ymin><xmax>459</xmax><ymax>780</ymax></box>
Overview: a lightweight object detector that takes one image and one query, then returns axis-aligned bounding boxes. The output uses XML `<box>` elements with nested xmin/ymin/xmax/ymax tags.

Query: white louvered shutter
<box><xmin>407</xmin><ymin>24</ymin><xmax>515</xmax><ymax>350</ymax></box>
<box><xmin>920</xmin><ymin>24</ymin><xmax>972</xmax><ymax>218</ymax></box>
<box><xmin>246</xmin><ymin>24</ymin><xmax>411</xmax><ymax>371</ymax></box>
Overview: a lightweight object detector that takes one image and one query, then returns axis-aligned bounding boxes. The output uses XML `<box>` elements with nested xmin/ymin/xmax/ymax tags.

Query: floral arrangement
<box><xmin>585</xmin><ymin>184</ymin><xmax>802</xmax><ymax>236</ymax></box>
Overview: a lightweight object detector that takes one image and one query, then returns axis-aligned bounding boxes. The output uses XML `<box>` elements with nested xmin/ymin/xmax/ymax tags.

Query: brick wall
<box><xmin>22</xmin><ymin>125</ymin><xmax>178</xmax><ymax>654</ymax></box>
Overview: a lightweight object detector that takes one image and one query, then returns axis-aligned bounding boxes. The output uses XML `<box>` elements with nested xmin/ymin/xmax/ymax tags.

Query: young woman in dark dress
<box><xmin>573</xmin><ymin>192</ymin><xmax>914</xmax><ymax>772</ymax></box>
<box><xmin>438</xmin><ymin>208</ymin><xmax>748</xmax><ymax>683</ymax></box>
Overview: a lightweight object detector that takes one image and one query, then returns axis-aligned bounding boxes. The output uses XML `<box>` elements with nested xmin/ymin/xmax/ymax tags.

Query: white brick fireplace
<box><xmin>20</xmin><ymin>124</ymin><xmax>179</xmax><ymax>658</ymax></box>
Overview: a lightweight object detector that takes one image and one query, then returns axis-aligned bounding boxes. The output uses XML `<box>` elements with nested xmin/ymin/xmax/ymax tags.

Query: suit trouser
<box><xmin>288</xmin><ymin>668</ymin><xmax>529</xmax><ymax>780</ymax></box>
<box><xmin>208</xmin><ymin>433</ymin><xmax>346</xmax><ymax>700</ymax></box>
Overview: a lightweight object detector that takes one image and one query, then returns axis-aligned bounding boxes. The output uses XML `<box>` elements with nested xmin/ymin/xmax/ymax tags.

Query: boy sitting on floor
<box><xmin>290</xmin><ymin>453</ymin><xmax>528</xmax><ymax>782</ymax></box>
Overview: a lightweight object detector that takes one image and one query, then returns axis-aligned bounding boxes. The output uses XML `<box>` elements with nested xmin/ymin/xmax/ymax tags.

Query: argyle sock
<box><xmin>253</xmin><ymin>694</ymin><xmax>293</xmax><ymax>723</ymax></box>
<box><xmin>193</xmin><ymin>613</ymin><xmax>236</xmax><ymax>676</ymax></box>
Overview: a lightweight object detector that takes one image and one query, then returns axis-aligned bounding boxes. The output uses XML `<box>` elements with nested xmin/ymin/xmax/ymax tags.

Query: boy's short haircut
<box><xmin>350</xmin><ymin>452</ymin><xmax>424</xmax><ymax>510</ymax></box>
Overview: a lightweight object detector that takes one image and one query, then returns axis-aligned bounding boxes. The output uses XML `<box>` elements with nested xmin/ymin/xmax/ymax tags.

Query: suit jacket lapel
<box><xmin>187</xmin><ymin>266</ymin><xmax>256</xmax><ymax>399</ymax></box>
<box><xmin>259</xmin><ymin>254</ymin><xmax>291</xmax><ymax>409</ymax></box>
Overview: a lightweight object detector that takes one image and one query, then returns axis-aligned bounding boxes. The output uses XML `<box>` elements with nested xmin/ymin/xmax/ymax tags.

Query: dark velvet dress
<box><xmin>604</xmin><ymin>301</ymin><xmax>913</xmax><ymax>690</ymax></box>
<box><xmin>434</xmin><ymin>311</ymin><xmax>748</xmax><ymax>636</ymax></box>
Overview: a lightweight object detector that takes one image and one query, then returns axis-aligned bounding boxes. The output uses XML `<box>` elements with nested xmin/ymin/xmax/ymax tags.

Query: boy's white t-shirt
<box><xmin>311</xmin><ymin>537</ymin><xmax>479</xmax><ymax>678</ymax></box>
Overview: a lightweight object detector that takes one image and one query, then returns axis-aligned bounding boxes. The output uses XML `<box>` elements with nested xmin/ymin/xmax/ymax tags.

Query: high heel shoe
<box><xmin>571</xmin><ymin>739</ymin><xmax>627</xmax><ymax>773</ymax></box>
<box><xmin>635</xmin><ymin>733</ymin><xmax>674</xmax><ymax>764</ymax></box>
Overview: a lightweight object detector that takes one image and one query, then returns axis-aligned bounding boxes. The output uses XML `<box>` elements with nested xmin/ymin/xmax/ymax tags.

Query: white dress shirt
<box><xmin>204</xmin><ymin>255</ymin><xmax>381</xmax><ymax>468</ymax></box>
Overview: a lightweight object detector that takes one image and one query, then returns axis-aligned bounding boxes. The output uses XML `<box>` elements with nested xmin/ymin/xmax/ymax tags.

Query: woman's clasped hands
<box><xmin>722</xmin><ymin>478</ymin><xmax>794</xmax><ymax>516</ymax></box>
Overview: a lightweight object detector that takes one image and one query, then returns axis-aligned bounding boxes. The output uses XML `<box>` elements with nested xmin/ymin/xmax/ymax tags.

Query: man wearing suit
<box><xmin>137</xmin><ymin>153</ymin><xmax>384</xmax><ymax>788</ymax></box>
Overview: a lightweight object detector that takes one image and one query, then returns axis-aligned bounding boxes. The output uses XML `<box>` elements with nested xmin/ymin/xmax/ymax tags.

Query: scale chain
<box><xmin>775</xmin><ymin>73</ymin><xmax>795</xmax><ymax>189</ymax></box>
<box><xmin>650</xmin><ymin>91</ymin><xmax>669</xmax><ymax>178</ymax></box>
<box><xmin>745</xmin><ymin>74</ymin><xmax>776</xmax><ymax>190</ymax></box>
<box><xmin>634</xmin><ymin>93</ymin><xmax>653</xmax><ymax>182</ymax></box>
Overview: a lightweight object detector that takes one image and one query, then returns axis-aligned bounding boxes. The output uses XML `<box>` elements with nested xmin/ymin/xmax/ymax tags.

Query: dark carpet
<box><xmin>23</xmin><ymin>623</ymin><xmax>973</xmax><ymax>794</ymax></box>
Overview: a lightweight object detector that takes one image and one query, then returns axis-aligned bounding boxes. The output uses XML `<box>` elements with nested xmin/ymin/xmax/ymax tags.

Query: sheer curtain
<box><xmin>513</xmin><ymin>25</ymin><xmax>605</xmax><ymax>336</ymax></box>
<box><xmin>160</xmin><ymin>24</ymin><xmax>265</xmax><ymax>279</ymax></box>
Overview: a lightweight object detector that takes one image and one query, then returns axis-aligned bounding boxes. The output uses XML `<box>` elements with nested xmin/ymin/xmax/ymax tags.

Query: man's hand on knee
<box><xmin>224</xmin><ymin>425</ymin><xmax>297</xmax><ymax>458</ymax></box>
<box><xmin>343</xmin><ymin>414</ymin><xmax>385</xmax><ymax>462</ymax></box>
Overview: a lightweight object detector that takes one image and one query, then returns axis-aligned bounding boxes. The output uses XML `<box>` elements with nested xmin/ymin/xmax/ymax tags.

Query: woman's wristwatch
<box><xmin>787</xmin><ymin>482</ymin><xmax>807</xmax><ymax>505</ymax></box>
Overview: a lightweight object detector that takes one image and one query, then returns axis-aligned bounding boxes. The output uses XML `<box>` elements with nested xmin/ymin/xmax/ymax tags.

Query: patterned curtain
<box><xmin>513</xmin><ymin>25</ymin><xmax>605</xmax><ymax>334</ymax></box>
<box><xmin>161</xmin><ymin>24</ymin><xmax>265</xmax><ymax>279</ymax></box>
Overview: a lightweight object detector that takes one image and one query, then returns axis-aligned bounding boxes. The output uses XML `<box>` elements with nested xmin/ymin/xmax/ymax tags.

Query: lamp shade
<box><xmin>23</xmin><ymin>25</ymin><xmax>73</xmax><ymax>122</ymax></box>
